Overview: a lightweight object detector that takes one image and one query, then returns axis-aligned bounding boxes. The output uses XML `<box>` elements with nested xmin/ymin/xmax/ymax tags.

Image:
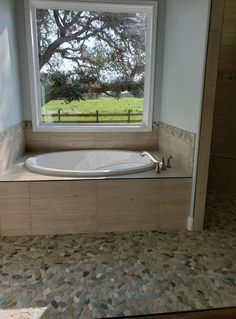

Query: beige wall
<box><xmin>208</xmin><ymin>0</ymin><xmax>236</xmax><ymax>195</ymax></box>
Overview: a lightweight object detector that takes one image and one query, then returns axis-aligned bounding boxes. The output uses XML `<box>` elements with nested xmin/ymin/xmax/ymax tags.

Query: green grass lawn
<box><xmin>42</xmin><ymin>97</ymin><xmax>143</xmax><ymax>123</ymax></box>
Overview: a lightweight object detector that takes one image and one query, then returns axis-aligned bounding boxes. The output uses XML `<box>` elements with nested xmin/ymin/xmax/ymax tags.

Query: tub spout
<box><xmin>140</xmin><ymin>151</ymin><xmax>161</xmax><ymax>174</ymax></box>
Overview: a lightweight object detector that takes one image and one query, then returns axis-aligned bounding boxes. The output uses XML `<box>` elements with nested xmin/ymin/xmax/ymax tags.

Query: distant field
<box><xmin>42</xmin><ymin>97</ymin><xmax>143</xmax><ymax>123</ymax></box>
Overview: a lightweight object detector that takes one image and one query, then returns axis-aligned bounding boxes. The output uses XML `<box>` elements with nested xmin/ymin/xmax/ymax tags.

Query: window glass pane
<box><xmin>36</xmin><ymin>8</ymin><xmax>147</xmax><ymax>125</ymax></box>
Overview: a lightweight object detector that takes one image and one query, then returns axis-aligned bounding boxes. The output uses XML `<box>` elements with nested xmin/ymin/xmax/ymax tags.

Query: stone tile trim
<box><xmin>0</xmin><ymin>122</ymin><xmax>25</xmax><ymax>174</ymax></box>
<box><xmin>158</xmin><ymin>122</ymin><xmax>196</xmax><ymax>174</ymax></box>
<box><xmin>159</xmin><ymin>122</ymin><xmax>196</xmax><ymax>148</ymax></box>
<box><xmin>0</xmin><ymin>122</ymin><xmax>25</xmax><ymax>137</ymax></box>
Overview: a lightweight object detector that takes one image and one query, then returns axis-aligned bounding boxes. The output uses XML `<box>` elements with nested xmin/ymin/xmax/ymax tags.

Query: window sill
<box><xmin>32</xmin><ymin>123</ymin><xmax>153</xmax><ymax>133</ymax></box>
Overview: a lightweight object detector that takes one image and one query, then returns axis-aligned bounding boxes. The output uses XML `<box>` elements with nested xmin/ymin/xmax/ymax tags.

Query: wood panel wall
<box><xmin>208</xmin><ymin>0</ymin><xmax>236</xmax><ymax>194</ymax></box>
<box><xmin>193</xmin><ymin>0</ymin><xmax>225</xmax><ymax>230</ymax></box>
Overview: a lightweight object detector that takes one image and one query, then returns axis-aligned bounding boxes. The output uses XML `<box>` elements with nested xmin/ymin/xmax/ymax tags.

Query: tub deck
<box><xmin>0</xmin><ymin>151</ymin><xmax>191</xmax><ymax>182</ymax></box>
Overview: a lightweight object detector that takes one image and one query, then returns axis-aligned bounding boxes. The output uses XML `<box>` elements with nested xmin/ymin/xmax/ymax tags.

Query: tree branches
<box><xmin>37</xmin><ymin>8</ymin><xmax>146</xmax><ymax>101</ymax></box>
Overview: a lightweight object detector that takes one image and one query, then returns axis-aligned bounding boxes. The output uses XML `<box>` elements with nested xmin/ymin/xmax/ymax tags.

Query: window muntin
<box><xmin>26</xmin><ymin>1</ymin><xmax>157</xmax><ymax>132</ymax></box>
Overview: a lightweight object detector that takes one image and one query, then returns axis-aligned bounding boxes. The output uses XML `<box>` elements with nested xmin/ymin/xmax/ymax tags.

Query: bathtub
<box><xmin>25</xmin><ymin>150</ymin><xmax>154</xmax><ymax>177</ymax></box>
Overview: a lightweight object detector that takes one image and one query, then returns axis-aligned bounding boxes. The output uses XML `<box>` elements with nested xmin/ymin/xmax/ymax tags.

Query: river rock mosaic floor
<box><xmin>0</xmin><ymin>192</ymin><xmax>236</xmax><ymax>319</ymax></box>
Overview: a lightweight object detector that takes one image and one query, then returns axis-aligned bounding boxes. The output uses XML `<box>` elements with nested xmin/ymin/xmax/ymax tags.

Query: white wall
<box><xmin>0</xmin><ymin>0</ymin><xmax>23</xmax><ymax>129</ymax></box>
<box><xmin>159</xmin><ymin>0</ymin><xmax>211</xmax><ymax>133</ymax></box>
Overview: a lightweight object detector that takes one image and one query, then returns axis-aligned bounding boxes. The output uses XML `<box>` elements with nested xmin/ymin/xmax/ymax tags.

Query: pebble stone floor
<box><xmin>0</xmin><ymin>192</ymin><xmax>236</xmax><ymax>319</ymax></box>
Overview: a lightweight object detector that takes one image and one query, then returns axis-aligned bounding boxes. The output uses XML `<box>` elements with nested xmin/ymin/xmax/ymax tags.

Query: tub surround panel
<box><xmin>0</xmin><ymin>122</ymin><xmax>25</xmax><ymax>174</ymax></box>
<box><xmin>30</xmin><ymin>181</ymin><xmax>96</xmax><ymax>235</ymax></box>
<box><xmin>0</xmin><ymin>182</ymin><xmax>31</xmax><ymax>236</ymax></box>
<box><xmin>97</xmin><ymin>179</ymin><xmax>191</xmax><ymax>232</ymax></box>
<box><xmin>24</xmin><ymin>121</ymin><xmax>159</xmax><ymax>152</ymax></box>
<box><xmin>97</xmin><ymin>180</ymin><xmax>161</xmax><ymax>232</ymax></box>
<box><xmin>0</xmin><ymin>178</ymin><xmax>192</xmax><ymax>236</ymax></box>
<box><xmin>159</xmin><ymin>179</ymin><xmax>191</xmax><ymax>229</ymax></box>
<box><xmin>32</xmin><ymin>213</ymin><xmax>96</xmax><ymax>236</ymax></box>
<box><xmin>158</xmin><ymin>122</ymin><xmax>196</xmax><ymax>174</ymax></box>
<box><xmin>29</xmin><ymin>180</ymin><xmax>95</xmax><ymax>198</ymax></box>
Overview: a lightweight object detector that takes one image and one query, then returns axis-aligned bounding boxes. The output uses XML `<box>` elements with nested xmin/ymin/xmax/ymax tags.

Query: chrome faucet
<box><xmin>167</xmin><ymin>156</ymin><xmax>172</xmax><ymax>168</ymax></box>
<box><xmin>141</xmin><ymin>151</ymin><xmax>172</xmax><ymax>174</ymax></box>
<box><xmin>140</xmin><ymin>151</ymin><xmax>162</xmax><ymax>174</ymax></box>
<box><xmin>161</xmin><ymin>157</ymin><xmax>167</xmax><ymax>171</ymax></box>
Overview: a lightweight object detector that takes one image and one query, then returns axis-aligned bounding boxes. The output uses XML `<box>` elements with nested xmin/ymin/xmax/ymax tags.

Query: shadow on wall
<box><xmin>0</xmin><ymin>27</ymin><xmax>12</xmax><ymax>129</ymax></box>
<box><xmin>0</xmin><ymin>0</ymin><xmax>23</xmax><ymax>131</ymax></box>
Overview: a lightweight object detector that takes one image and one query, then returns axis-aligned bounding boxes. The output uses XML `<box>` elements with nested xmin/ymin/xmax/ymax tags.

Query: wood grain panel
<box><xmin>218</xmin><ymin>59</ymin><xmax>236</xmax><ymax>71</ymax></box>
<box><xmin>225</xmin><ymin>0</ymin><xmax>236</xmax><ymax>6</ymax></box>
<box><xmin>224</xmin><ymin>5</ymin><xmax>236</xmax><ymax>20</ymax></box>
<box><xmin>210</xmin><ymin>0</ymin><xmax>225</xmax><ymax>32</ymax></box>
<box><xmin>0</xmin><ymin>198</ymin><xmax>30</xmax><ymax>215</ymax></box>
<box><xmin>159</xmin><ymin>194</ymin><xmax>191</xmax><ymax>230</ymax></box>
<box><xmin>159</xmin><ymin>179</ymin><xmax>191</xmax><ymax>230</ymax></box>
<box><xmin>160</xmin><ymin>179</ymin><xmax>192</xmax><ymax>194</ymax></box>
<box><xmin>229</xmin><ymin>160</ymin><xmax>236</xmax><ymax>194</ymax></box>
<box><xmin>31</xmin><ymin>212</ymin><xmax>96</xmax><ymax>235</ymax></box>
<box><xmin>30</xmin><ymin>196</ymin><xmax>96</xmax><ymax>214</ymax></box>
<box><xmin>223</xmin><ymin>20</ymin><xmax>236</xmax><ymax>33</ymax></box>
<box><xmin>97</xmin><ymin>180</ymin><xmax>161</xmax><ymax>232</ymax></box>
<box><xmin>30</xmin><ymin>181</ymin><xmax>96</xmax><ymax>235</ymax></box>
<box><xmin>193</xmin><ymin>0</ymin><xmax>225</xmax><ymax>230</ymax></box>
<box><xmin>0</xmin><ymin>182</ymin><xmax>29</xmax><ymax>199</ymax></box>
<box><xmin>221</xmin><ymin>33</ymin><xmax>236</xmax><ymax>46</ymax></box>
<box><xmin>29</xmin><ymin>181</ymin><xmax>96</xmax><ymax>198</ymax></box>
<box><xmin>97</xmin><ymin>179</ymin><xmax>191</xmax><ymax>232</ymax></box>
<box><xmin>208</xmin><ymin>157</ymin><xmax>231</xmax><ymax>192</ymax></box>
<box><xmin>0</xmin><ymin>214</ymin><xmax>31</xmax><ymax>236</ymax></box>
<box><xmin>220</xmin><ymin>46</ymin><xmax>236</xmax><ymax>59</ymax></box>
<box><xmin>0</xmin><ymin>198</ymin><xmax>31</xmax><ymax>236</ymax></box>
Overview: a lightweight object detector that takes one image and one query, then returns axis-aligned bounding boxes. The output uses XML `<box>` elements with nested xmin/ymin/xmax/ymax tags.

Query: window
<box><xmin>25</xmin><ymin>0</ymin><xmax>157</xmax><ymax>132</ymax></box>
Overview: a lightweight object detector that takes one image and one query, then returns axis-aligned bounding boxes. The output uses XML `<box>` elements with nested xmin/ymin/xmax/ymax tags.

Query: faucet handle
<box><xmin>161</xmin><ymin>157</ymin><xmax>167</xmax><ymax>171</ymax></box>
<box><xmin>167</xmin><ymin>156</ymin><xmax>172</xmax><ymax>168</ymax></box>
<box><xmin>155</xmin><ymin>162</ymin><xmax>161</xmax><ymax>174</ymax></box>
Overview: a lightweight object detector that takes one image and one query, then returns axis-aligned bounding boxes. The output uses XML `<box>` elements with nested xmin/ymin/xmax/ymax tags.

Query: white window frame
<box><xmin>25</xmin><ymin>0</ymin><xmax>158</xmax><ymax>132</ymax></box>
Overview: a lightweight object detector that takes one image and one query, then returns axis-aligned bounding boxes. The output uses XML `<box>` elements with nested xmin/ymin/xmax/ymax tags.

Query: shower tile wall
<box><xmin>158</xmin><ymin>122</ymin><xmax>196</xmax><ymax>174</ymax></box>
<box><xmin>208</xmin><ymin>1</ymin><xmax>236</xmax><ymax>195</ymax></box>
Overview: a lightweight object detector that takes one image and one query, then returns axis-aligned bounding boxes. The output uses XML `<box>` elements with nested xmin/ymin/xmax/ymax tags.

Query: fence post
<box><xmin>58</xmin><ymin>109</ymin><xmax>61</xmax><ymax>122</ymax></box>
<box><xmin>96</xmin><ymin>110</ymin><xmax>99</xmax><ymax>123</ymax></box>
<box><xmin>128</xmin><ymin>109</ymin><xmax>131</xmax><ymax>123</ymax></box>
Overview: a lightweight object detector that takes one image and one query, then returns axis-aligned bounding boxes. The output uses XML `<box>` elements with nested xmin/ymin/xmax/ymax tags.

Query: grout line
<box><xmin>28</xmin><ymin>182</ymin><xmax>33</xmax><ymax>235</ymax></box>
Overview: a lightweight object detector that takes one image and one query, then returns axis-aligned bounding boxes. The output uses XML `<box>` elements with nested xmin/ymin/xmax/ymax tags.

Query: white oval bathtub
<box><xmin>25</xmin><ymin>150</ymin><xmax>154</xmax><ymax>177</ymax></box>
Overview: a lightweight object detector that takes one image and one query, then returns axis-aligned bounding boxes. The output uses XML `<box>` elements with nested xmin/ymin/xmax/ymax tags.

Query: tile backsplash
<box><xmin>158</xmin><ymin>122</ymin><xmax>196</xmax><ymax>174</ymax></box>
<box><xmin>0</xmin><ymin>123</ymin><xmax>25</xmax><ymax>174</ymax></box>
<box><xmin>24</xmin><ymin>121</ymin><xmax>159</xmax><ymax>152</ymax></box>
<box><xmin>0</xmin><ymin>121</ymin><xmax>196</xmax><ymax>176</ymax></box>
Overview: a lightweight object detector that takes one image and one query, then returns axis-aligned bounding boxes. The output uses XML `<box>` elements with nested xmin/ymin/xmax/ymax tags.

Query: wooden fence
<box><xmin>42</xmin><ymin>109</ymin><xmax>143</xmax><ymax>123</ymax></box>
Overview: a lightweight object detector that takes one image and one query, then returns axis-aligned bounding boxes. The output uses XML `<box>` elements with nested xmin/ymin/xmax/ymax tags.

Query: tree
<box><xmin>37</xmin><ymin>9</ymin><xmax>146</xmax><ymax>101</ymax></box>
